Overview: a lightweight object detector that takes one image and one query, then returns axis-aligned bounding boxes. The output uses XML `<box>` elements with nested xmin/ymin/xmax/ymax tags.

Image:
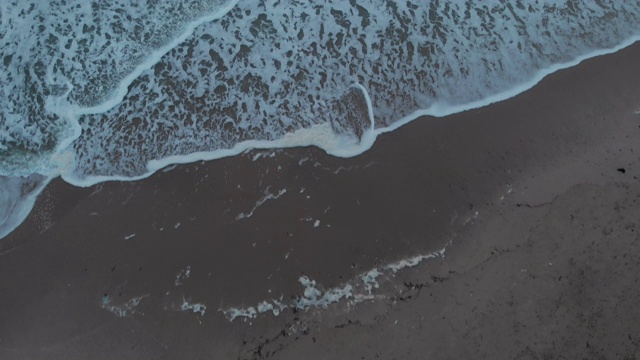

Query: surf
<box><xmin>1</xmin><ymin>1</ymin><xmax>640</xmax><ymax>239</ymax></box>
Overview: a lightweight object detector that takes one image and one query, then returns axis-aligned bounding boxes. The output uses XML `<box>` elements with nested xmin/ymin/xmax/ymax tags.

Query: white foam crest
<box><xmin>62</xmin><ymin>123</ymin><xmax>361</xmax><ymax>187</ymax></box>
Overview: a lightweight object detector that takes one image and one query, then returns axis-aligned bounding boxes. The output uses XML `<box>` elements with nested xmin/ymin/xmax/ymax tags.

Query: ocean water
<box><xmin>1</xmin><ymin>1</ymin><xmax>639</xmax><ymax>238</ymax></box>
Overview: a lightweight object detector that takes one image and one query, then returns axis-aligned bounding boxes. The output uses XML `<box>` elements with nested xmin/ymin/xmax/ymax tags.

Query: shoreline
<box><xmin>64</xmin><ymin>36</ymin><xmax>640</xmax><ymax>187</ymax></box>
<box><xmin>1</xmin><ymin>41</ymin><xmax>640</xmax><ymax>359</ymax></box>
<box><xmin>2</xmin><ymin>37</ymin><xmax>638</xmax><ymax>242</ymax></box>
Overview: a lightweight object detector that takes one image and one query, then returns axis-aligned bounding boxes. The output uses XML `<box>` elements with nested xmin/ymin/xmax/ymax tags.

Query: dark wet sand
<box><xmin>1</xmin><ymin>43</ymin><xmax>640</xmax><ymax>359</ymax></box>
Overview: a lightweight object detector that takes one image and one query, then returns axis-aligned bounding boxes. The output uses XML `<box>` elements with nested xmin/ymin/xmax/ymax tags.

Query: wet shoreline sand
<box><xmin>1</xmin><ymin>43</ymin><xmax>640</xmax><ymax>359</ymax></box>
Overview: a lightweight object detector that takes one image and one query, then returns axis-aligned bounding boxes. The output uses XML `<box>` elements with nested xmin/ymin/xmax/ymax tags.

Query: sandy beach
<box><xmin>1</xmin><ymin>42</ymin><xmax>640</xmax><ymax>359</ymax></box>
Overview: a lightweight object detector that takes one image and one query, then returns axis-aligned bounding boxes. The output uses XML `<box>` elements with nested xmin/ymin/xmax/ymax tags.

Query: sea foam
<box><xmin>1</xmin><ymin>1</ymin><xmax>640</xmax><ymax>239</ymax></box>
<box><xmin>67</xmin><ymin>1</ymin><xmax>640</xmax><ymax>182</ymax></box>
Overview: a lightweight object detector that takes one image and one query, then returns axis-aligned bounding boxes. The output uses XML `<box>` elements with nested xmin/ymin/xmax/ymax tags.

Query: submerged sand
<box><xmin>1</xmin><ymin>43</ymin><xmax>640</xmax><ymax>359</ymax></box>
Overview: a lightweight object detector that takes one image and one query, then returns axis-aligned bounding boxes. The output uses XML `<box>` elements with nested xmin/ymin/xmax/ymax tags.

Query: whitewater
<box><xmin>1</xmin><ymin>1</ymin><xmax>639</xmax><ymax>239</ymax></box>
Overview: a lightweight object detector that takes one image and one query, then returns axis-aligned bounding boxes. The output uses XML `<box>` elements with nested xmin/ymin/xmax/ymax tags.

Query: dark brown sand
<box><xmin>1</xmin><ymin>43</ymin><xmax>640</xmax><ymax>359</ymax></box>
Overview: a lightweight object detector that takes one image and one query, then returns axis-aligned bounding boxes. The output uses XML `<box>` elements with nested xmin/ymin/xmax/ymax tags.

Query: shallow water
<box><xmin>1</xmin><ymin>1</ymin><xmax>639</xmax><ymax>238</ymax></box>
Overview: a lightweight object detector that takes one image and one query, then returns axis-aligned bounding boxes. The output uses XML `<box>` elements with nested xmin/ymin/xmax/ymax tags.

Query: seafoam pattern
<box><xmin>0</xmin><ymin>0</ymin><xmax>237</xmax><ymax>176</ymax></box>
<box><xmin>69</xmin><ymin>0</ymin><xmax>640</xmax><ymax>179</ymax></box>
<box><xmin>1</xmin><ymin>1</ymin><xmax>640</xmax><ymax>239</ymax></box>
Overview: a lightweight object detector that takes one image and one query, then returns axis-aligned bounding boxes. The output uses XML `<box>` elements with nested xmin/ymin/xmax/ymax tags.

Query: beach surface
<box><xmin>1</xmin><ymin>43</ymin><xmax>640</xmax><ymax>359</ymax></box>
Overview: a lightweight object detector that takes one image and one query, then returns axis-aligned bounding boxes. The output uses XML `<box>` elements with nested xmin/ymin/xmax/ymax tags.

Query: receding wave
<box><xmin>1</xmin><ymin>1</ymin><xmax>639</xmax><ymax>238</ymax></box>
<box><xmin>68</xmin><ymin>0</ymin><xmax>640</xmax><ymax>181</ymax></box>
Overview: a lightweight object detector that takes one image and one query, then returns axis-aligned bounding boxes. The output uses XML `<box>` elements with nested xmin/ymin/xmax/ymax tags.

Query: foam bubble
<box><xmin>180</xmin><ymin>298</ymin><xmax>207</xmax><ymax>316</ymax></box>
